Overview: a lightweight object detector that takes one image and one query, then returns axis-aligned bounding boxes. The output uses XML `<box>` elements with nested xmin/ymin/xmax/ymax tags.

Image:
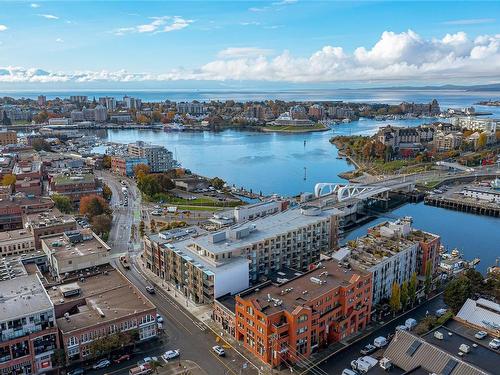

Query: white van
<box><xmin>342</xmin><ymin>369</ymin><xmax>358</xmax><ymax>375</ymax></box>
<box><xmin>352</xmin><ymin>356</ymin><xmax>378</xmax><ymax>373</ymax></box>
<box><xmin>459</xmin><ymin>344</ymin><xmax>470</xmax><ymax>353</ymax></box>
<box><xmin>434</xmin><ymin>331</ymin><xmax>444</xmax><ymax>340</ymax></box>
<box><xmin>379</xmin><ymin>358</ymin><xmax>392</xmax><ymax>370</ymax></box>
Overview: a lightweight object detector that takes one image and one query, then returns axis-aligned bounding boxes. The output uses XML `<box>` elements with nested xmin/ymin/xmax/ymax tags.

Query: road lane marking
<box><xmin>209</xmin><ymin>350</ymin><xmax>238</xmax><ymax>375</ymax></box>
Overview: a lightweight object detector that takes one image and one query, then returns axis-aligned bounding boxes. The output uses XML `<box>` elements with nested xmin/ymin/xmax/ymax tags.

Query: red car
<box><xmin>114</xmin><ymin>354</ymin><xmax>131</xmax><ymax>364</ymax></box>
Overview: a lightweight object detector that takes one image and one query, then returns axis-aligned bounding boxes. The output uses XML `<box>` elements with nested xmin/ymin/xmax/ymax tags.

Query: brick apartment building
<box><xmin>234</xmin><ymin>260</ymin><xmax>372</xmax><ymax>367</ymax></box>
<box><xmin>12</xmin><ymin>160</ymin><xmax>43</xmax><ymax>196</ymax></box>
<box><xmin>0</xmin><ymin>130</ymin><xmax>17</xmax><ymax>146</ymax></box>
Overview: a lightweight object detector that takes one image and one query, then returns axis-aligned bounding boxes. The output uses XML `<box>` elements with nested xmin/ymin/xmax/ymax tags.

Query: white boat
<box><xmin>164</xmin><ymin>123</ymin><xmax>185</xmax><ymax>131</ymax></box>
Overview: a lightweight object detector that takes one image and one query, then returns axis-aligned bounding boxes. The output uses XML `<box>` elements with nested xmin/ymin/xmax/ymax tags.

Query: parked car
<box><xmin>342</xmin><ymin>369</ymin><xmax>358</xmax><ymax>375</ymax></box>
<box><xmin>360</xmin><ymin>344</ymin><xmax>377</xmax><ymax>355</ymax></box>
<box><xmin>114</xmin><ymin>354</ymin><xmax>131</xmax><ymax>363</ymax></box>
<box><xmin>435</xmin><ymin>308</ymin><xmax>447</xmax><ymax>317</ymax></box>
<box><xmin>162</xmin><ymin>349</ymin><xmax>180</xmax><ymax>361</ymax></box>
<box><xmin>488</xmin><ymin>338</ymin><xmax>500</xmax><ymax>349</ymax></box>
<box><xmin>351</xmin><ymin>356</ymin><xmax>377</xmax><ymax>373</ymax></box>
<box><xmin>212</xmin><ymin>345</ymin><xmax>225</xmax><ymax>356</ymax></box>
<box><xmin>137</xmin><ymin>356</ymin><xmax>158</xmax><ymax>366</ymax></box>
<box><xmin>475</xmin><ymin>331</ymin><xmax>488</xmax><ymax>340</ymax></box>
<box><xmin>145</xmin><ymin>286</ymin><xmax>155</xmax><ymax>294</ymax></box>
<box><xmin>396</xmin><ymin>325</ymin><xmax>408</xmax><ymax>331</ymax></box>
<box><xmin>129</xmin><ymin>364</ymin><xmax>152</xmax><ymax>375</ymax></box>
<box><xmin>156</xmin><ymin>314</ymin><xmax>164</xmax><ymax>323</ymax></box>
<box><xmin>405</xmin><ymin>318</ymin><xmax>417</xmax><ymax>330</ymax></box>
<box><xmin>374</xmin><ymin>336</ymin><xmax>388</xmax><ymax>348</ymax></box>
<box><xmin>67</xmin><ymin>368</ymin><xmax>85</xmax><ymax>375</ymax></box>
<box><xmin>92</xmin><ymin>359</ymin><xmax>111</xmax><ymax>369</ymax></box>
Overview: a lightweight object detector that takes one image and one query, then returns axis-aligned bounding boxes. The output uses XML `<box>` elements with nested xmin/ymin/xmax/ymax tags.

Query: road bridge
<box><xmin>314</xmin><ymin>180</ymin><xmax>414</xmax><ymax>202</ymax></box>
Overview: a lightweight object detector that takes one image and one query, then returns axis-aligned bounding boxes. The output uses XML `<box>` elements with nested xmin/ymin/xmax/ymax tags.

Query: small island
<box><xmin>476</xmin><ymin>100</ymin><xmax>500</xmax><ymax>107</ymax></box>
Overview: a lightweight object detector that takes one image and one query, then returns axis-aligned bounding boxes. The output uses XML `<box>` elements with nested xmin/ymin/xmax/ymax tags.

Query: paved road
<box><xmin>96</xmin><ymin>171</ymin><xmax>259</xmax><ymax>375</ymax></box>
<box><xmin>303</xmin><ymin>295</ymin><xmax>447</xmax><ymax>375</ymax></box>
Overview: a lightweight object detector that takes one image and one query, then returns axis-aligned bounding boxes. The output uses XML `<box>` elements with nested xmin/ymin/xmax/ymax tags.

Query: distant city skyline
<box><xmin>0</xmin><ymin>1</ymin><xmax>499</xmax><ymax>89</ymax></box>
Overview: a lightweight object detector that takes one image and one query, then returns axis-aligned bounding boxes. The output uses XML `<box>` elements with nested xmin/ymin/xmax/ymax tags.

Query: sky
<box><xmin>0</xmin><ymin>0</ymin><xmax>499</xmax><ymax>90</ymax></box>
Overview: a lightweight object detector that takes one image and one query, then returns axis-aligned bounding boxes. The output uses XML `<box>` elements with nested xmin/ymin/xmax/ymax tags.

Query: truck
<box><xmin>351</xmin><ymin>356</ymin><xmax>378</xmax><ymax>373</ymax></box>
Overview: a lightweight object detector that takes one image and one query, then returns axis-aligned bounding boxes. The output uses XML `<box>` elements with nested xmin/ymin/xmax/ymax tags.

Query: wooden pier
<box><xmin>424</xmin><ymin>195</ymin><xmax>500</xmax><ymax>217</ymax></box>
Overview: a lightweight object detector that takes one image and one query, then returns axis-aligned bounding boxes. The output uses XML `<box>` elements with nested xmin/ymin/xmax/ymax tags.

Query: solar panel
<box><xmin>406</xmin><ymin>340</ymin><xmax>422</xmax><ymax>356</ymax></box>
<box><xmin>442</xmin><ymin>359</ymin><xmax>458</xmax><ymax>375</ymax></box>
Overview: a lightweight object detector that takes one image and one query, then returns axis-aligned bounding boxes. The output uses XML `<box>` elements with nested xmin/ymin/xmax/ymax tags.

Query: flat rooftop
<box><xmin>41</xmin><ymin>229</ymin><xmax>110</xmax><ymax>261</ymax></box>
<box><xmin>52</xmin><ymin>173</ymin><xmax>95</xmax><ymax>185</ymax></box>
<box><xmin>0</xmin><ymin>274</ymin><xmax>53</xmax><ymax>322</ymax></box>
<box><xmin>49</xmin><ymin>269</ymin><xmax>155</xmax><ymax>333</ymax></box>
<box><xmin>24</xmin><ymin>208</ymin><xmax>76</xmax><ymax>229</ymax></box>
<box><xmin>348</xmin><ymin>218</ymin><xmax>438</xmax><ymax>269</ymax></box>
<box><xmin>238</xmin><ymin>260</ymin><xmax>368</xmax><ymax>315</ymax></box>
<box><xmin>0</xmin><ymin>228</ymin><xmax>33</xmax><ymax>242</ymax></box>
<box><xmin>192</xmin><ymin>206</ymin><xmax>339</xmax><ymax>255</ymax></box>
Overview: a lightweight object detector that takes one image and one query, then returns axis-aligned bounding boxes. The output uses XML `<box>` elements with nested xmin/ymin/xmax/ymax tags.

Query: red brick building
<box><xmin>12</xmin><ymin>160</ymin><xmax>43</xmax><ymax>196</ymax></box>
<box><xmin>48</xmin><ymin>173</ymin><xmax>102</xmax><ymax>204</ymax></box>
<box><xmin>0</xmin><ymin>200</ymin><xmax>23</xmax><ymax>232</ymax></box>
<box><xmin>235</xmin><ymin>260</ymin><xmax>372</xmax><ymax>367</ymax></box>
<box><xmin>110</xmin><ymin>156</ymin><xmax>148</xmax><ymax>177</ymax></box>
<box><xmin>417</xmin><ymin>232</ymin><xmax>441</xmax><ymax>276</ymax></box>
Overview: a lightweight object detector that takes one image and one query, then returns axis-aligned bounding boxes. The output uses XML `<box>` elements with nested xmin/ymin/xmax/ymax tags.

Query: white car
<box><xmin>475</xmin><ymin>331</ymin><xmax>488</xmax><ymax>340</ymax></box>
<box><xmin>156</xmin><ymin>314</ymin><xmax>164</xmax><ymax>323</ymax></box>
<box><xmin>435</xmin><ymin>308</ymin><xmax>447</xmax><ymax>317</ymax></box>
<box><xmin>92</xmin><ymin>359</ymin><xmax>111</xmax><ymax>369</ymax></box>
<box><xmin>162</xmin><ymin>350</ymin><xmax>180</xmax><ymax>362</ymax></box>
<box><xmin>137</xmin><ymin>356</ymin><xmax>158</xmax><ymax>366</ymax></box>
<box><xmin>212</xmin><ymin>345</ymin><xmax>225</xmax><ymax>356</ymax></box>
<box><xmin>489</xmin><ymin>338</ymin><xmax>500</xmax><ymax>349</ymax></box>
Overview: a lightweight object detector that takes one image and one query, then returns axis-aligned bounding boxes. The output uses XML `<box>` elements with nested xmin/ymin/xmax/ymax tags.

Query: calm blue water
<box><xmin>343</xmin><ymin>203</ymin><xmax>499</xmax><ymax>274</ymax></box>
<box><xmin>3</xmin><ymin>88</ymin><xmax>500</xmax><ymax>113</ymax></box>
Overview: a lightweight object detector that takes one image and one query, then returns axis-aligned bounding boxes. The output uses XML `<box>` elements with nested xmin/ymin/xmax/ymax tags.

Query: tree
<box><xmin>150</xmin><ymin>219</ymin><xmax>157</xmax><ymax>233</ymax></box>
<box><xmin>33</xmin><ymin>110</ymin><xmax>49</xmax><ymax>124</ymax></box>
<box><xmin>424</xmin><ymin>262</ymin><xmax>432</xmax><ymax>296</ymax></box>
<box><xmin>80</xmin><ymin>195</ymin><xmax>110</xmax><ymax>218</ymax></box>
<box><xmin>91</xmin><ymin>214</ymin><xmax>112</xmax><ymax>235</ymax></box>
<box><xmin>400</xmin><ymin>280</ymin><xmax>409</xmax><ymax>310</ymax></box>
<box><xmin>152</xmin><ymin>110</ymin><xmax>162</xmax><ymax>123</ymax></box>
<box><xmin>444</xmin><ymin>276</ymin><xmax>472</xmax><ymax>313</ymax></box>
<box><xmin>1</xmin><ymin>174</ymin><xmax>16</xmax><ymax>187</ymax></box>
<box><xmin>389</xmin><ymin>282</ymin><xmax>401</xmax><ymax>315</ymax></box>
<box><xmin>133</xmin><ymin>163</ymin><xmax>150</xmax><ymax>179</ymax></box>
<box><xmin>477</xmin><ymin>132</ymin><xmax>488</xmax><ymax>149</ymax></box>
<box><xmin>155</xmin><ymin>174</ymin><xmax>175</xmax><ymax>191</ymax></box>
<box><xmin>102</xmin><ymin>183</ymin><xmax>112</xmax><ymax>201</ymax></box>
<box><xmin>210</xmin><ymin>177</ymin><xmax>225</xmax><ymax>190</ymax></box>
<box><xmin>139</xmin><ymin>220</ymin><xmax>145</xmax><ymax>237</ymax></box>
<box><xmin>102</xmin><ymin>155</ymin><xmax>111</xmax><ymax>169</ymax></box>
<box><xmin>52</xmin><ymin>194</ymin><xmax>72</xmax><ymax>214</ymax></box>
<box><xmin>137</xmin><ymin>174</ymin><xmax>161</xmax><ymax>196</ymax></box>
<box><xmin>408</xmin><ymin>272</ymin><xmax>417</xmax><ymax>307</ymax></box>
<box><xmin>31</xmin><ymin>139</ymin><xmax>52</xmax><ymax>151</ymax></box>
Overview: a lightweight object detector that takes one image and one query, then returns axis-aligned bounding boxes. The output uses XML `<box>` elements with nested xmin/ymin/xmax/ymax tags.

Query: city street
<box><xmin>99</xmin><ymin>170</ymin><xmax>260</xmax><ymax>375</ymax></box>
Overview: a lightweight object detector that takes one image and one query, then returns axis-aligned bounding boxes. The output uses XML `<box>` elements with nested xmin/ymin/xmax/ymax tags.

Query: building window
<box><xmin>297</xmin><ymin>314</ymin><xmax>308</xmax><ymax>323</ymax></box>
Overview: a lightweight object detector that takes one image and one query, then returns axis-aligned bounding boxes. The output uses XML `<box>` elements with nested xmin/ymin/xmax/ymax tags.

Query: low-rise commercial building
<box><xmin>0</xmin><ymin>200</ymin><xmax>23</xmax><ymax>232</ymax></box>
<box><xmin>0</xmin><ymin>229</ymin><xmax>35</xmax><ymax>257</ymax></box>
<box><xmin>110</xmin><ymin>156</ymin><xmax>148</xmax><ymax>177</ymax></box>
<box><xmin>12</xmin><ymin>160</ymin><xmax>43</xmax><ymax>196</ymax></box>
<box><xmin>47</xmin><ymin>269</ymin><xmax>157</xmax><ymax>364</ymax></box>
<box><xmin>235</xmin><ymin>260</ymin><xmax>372</xmax><ymax>367</ymax></box>
<box><xmin>455</xmin><ymin>298</ymin><xmax>500</xmax><ymax>338</ymax></box>
<box><xmin>24</xmin><ymin>208</ymin><xmax>77</xmax><ymax>250</ymax></box>
<box><xmin>145</xmin><ymin>206</ymin><xmax>340</xmax><ymax>303</ymax></box>
<box><xmin>0</xmin><ymin>274</ymin><xmax>59</xmax><ymax>374</ymax></box>
<box><xmin>462</xmin><ymin>186</ymin><xmax>500</xmax><ymax>204</ymax></box>
<box><xmin>48</xmin><ymin>172</ymin><xmax>102</xmax><ymax>204</ymax></box>
<box><xmin>41</xmin><ymin>229</ymin><xmax>111</xmax><ymax>280</ymax></box>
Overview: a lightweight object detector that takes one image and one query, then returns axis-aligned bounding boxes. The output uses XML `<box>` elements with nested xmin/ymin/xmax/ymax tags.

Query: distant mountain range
<box><xmin>371</xmin><ymin>83</ymin><xmax>500</xmax><ymax>92</ymax></box>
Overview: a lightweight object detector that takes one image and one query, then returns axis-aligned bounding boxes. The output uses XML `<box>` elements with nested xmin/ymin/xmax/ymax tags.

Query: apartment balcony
<box><xmin>272</xmin><ymin>322</ymin><xmax>289</xmax><ymax>335</ymax></box>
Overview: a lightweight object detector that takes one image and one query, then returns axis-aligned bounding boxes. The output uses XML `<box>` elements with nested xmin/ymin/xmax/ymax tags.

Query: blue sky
<box><xmin>0</xmin><ymin>1</ymin><xmax>499</xmax><ymax>89</ymax></box>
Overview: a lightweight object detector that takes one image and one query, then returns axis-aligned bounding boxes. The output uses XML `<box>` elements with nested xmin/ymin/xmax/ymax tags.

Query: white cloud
<box><xmin>113</xmin><ymin>16</ymin><xmax>193</xmax><ymax>35</ymax></box>
<box><xmin>249</xmin><ymin>7</ymin><xmax>269</xmax><ymax>12</ymax></box>
<box><xmin>217</xmin><ymin>47</ymin><xmax>273</xmax><ymax>58</ymax></box>
<box><xmin>55</xmin><ymin>38</ymin><xmax>64</xmax><ymax>43</ymax></box>
<box><xmin>240</xmin><ymin>21</ymin><xmax>261</xmax><ymax>26</ymax></box>
<box><xmin>38</xmin><ymin>14</ymin><xmax>59</xmax><ymax>20</ymax></box>
<box><xmin>272</xmin><ymin>0</ymin><xmax>298</xmax><ymax>5</ymax></box>
<box><xmin>443</xmin><ymin>18</ymin><xmax>495</xmax><ymax>25</ymax></box>
<box><xmin>30</xmin><ymin>3</ymin><xmax>40</xmax><ymax>8</ymax></box>
<box><xmin>1</xmin><ymin>30</ymin><xmax>499</xmax><ymax>84</ymax></box>
<box><xmin>0</xmin><ymin>25</ymin><xmax>7</xmax><ymax>32</ymax></box>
